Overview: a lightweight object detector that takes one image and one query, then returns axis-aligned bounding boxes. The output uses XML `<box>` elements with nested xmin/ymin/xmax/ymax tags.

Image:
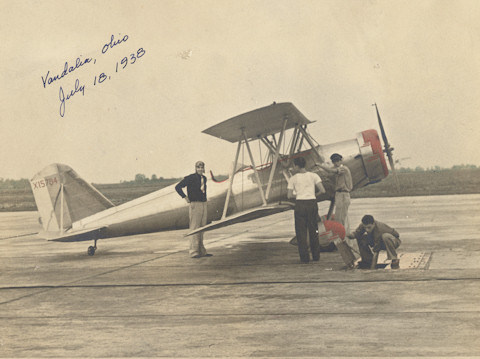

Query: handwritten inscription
<box><xmin>59</xmin><ymin>79</ymin><xmax>86</xmax><ymax>117</ymax></box>
<box><xmin>42</xmin><ymin>57</ymin><xmax>93</xmax><ymax>88</ymax></box>
<box><xmin>102</xmin><ymin>34</ymin><xmax>129</xmax><ymax>54</ymax></box>
<box><xmin>41</xmin><ymin>34</ymin><xmax>147</xmax><ymax>118</ymax></box>
<box><xmin>94</xmin><ymin>48</ymin><xmax>146</xmax><ymax>85</ymax></box>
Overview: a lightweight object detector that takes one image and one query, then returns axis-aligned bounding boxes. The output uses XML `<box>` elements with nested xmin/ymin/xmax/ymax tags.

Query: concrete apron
<box><xmin>0</xmin><ymin>194</ymin><xmax>479</xmax><ymax>358</ymax></box>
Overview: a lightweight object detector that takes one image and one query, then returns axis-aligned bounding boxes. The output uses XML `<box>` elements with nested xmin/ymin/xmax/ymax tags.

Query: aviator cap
<box><xmin>195</xmin><ymin>161</ymin><xmax>205</xmax><ymax>167</ymax></box>
<box><xmin>330</xmin><ymin>153</ymin><xmax>343</xmax><ymax>162</ymax></box>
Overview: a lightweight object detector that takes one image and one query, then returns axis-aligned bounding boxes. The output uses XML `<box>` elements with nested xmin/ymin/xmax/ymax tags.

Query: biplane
<box><xmin>30</xmin><ymin>102</ymin><xmax>396</xmax><ymax>255</ymax></box>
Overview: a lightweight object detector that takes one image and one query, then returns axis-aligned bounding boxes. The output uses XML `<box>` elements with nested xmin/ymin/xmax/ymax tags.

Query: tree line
<box><xmin>397</xmin><ymin>164</ymin><xmax>478</xmax><ymax>173</ymax></box>
<box><xmin>1</xmin><ymin>164</ymin><xmax>478</xmax><ymax>189</ymax></box>
<box><xmin>121</xmin><ymin>173</ymin><xmax>180</xmax><ymax>184</ymax></box>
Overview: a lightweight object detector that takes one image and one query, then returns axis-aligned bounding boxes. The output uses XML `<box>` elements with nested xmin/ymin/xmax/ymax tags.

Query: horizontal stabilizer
<box><xmin>186</xmin><ymin>202</ymin><xmax>294</xmax><ymax>236</ymax></box>
<box><xmin>39</xmin><ymin>226</ymin><xmax>107</xmax><ymax>242</ymax></box>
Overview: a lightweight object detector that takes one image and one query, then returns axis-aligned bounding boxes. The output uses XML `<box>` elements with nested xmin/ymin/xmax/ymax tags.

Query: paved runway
<box><xmin>1</xmin><ymin>194</ymin><xmax>480</xmax><ymax>358</ymax></box>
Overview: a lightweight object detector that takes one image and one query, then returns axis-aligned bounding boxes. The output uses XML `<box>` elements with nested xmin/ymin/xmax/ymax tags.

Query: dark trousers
<box><xmin>294</xmin><ymin>200</ymin><xmax>320</xmax><ymax>263</ymax></box>
<box><xmin>357</xmin><ymin>235</ymin><xmax>374</xmax><ymax>264</ymax></box>
<box><xmin>357</xmin><ymin>234</ymin><xmax>401</xmax><ymax>263</ymax></box>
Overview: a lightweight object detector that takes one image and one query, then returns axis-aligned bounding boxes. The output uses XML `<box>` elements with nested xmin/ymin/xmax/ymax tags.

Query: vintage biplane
<box><xmin>30</xmin><ymin>102</ymin><xmax>396</xmax><ymax>255</ymax></box>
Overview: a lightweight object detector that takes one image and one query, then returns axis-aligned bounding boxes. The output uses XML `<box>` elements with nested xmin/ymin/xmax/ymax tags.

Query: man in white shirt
<box><xmin>288</xmin><ymin>157</ymin><xmax>326</xmax><ymax>263</ymax></box>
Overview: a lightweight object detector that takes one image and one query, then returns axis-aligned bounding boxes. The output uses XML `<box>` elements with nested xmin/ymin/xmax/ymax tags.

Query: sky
<box><xmin>1</xmin><ymin>0</ymin><xmax>480</xmax><ymax>183</ymax></box>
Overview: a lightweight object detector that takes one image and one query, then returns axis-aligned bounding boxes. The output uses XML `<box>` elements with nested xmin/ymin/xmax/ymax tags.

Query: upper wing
<box><xmin>186</xmin><ymin>202</ymin><xmax>294</xmax><ymax>236</ymax></box>
<box><xmin>202</xmin><ymin>102</ymin><xmax>312</xmax><ymax>143</ymax></box>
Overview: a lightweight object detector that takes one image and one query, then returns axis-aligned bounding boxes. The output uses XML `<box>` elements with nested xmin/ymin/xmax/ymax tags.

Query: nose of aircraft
<box><xmin>361</xmin><ymin>129</ymin><xmax>389</xmax><ymax>178</ymax></box>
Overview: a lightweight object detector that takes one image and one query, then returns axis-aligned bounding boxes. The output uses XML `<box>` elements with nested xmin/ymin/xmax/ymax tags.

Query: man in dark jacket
<box><xmin>347</xmin><ymin>214</ymin><xmax>401</xmax><ymax>269</ymax></box>
<box><xmin>175</xmin><ymin>161</ymin><xmax>211</xmax><ymax>258</ymax></box>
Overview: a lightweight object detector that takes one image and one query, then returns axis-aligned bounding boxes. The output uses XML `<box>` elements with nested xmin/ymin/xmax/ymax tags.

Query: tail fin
<box><xmin>30</xmin><ymin>164</ymin><xmax>114</xmax><ymax>233</ymax></box>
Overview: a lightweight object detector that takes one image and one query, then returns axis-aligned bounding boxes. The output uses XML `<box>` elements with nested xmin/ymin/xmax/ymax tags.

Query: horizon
<box><xmin>2</xmin><ymin>1</ymin><xmax>480</xmax><ymax>183</ymax></box>
<box><xmin>1</xmin><ymin>163</ymin><xmax>479</xmax><ymax>185</ymax></box>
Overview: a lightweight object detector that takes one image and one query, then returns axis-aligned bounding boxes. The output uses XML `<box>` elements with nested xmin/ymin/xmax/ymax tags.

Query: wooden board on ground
<box><xmin>354</xmin><ymin>251</ymin><xmax>433</xmax><ymax>270</ymax></box>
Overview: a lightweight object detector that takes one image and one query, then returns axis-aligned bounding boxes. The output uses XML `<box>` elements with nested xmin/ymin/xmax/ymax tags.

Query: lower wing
<box><xmin>186</xmin><ymin>202</ymin><xmax>294</xmax><ymax>236</ymax></box>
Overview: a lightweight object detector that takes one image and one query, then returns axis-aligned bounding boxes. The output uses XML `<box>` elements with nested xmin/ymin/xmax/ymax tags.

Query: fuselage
<box><xmin>68</xmin><ymin>129</ymin><xmax>388</xmax><ymax>239</ymax></box>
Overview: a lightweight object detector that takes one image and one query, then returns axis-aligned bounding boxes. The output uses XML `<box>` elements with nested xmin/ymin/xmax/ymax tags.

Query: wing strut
<box><xmin>265</xmin><ymin>117</ymin><xmax>288</xmax><ymax>200</ymax></box>
<box><xmin>60</xmin><ymin>184</ymin><xmax>65</xmax><ymax>234</ymax></box>
<box><xmin>243</xmin><ymin>129</ymin><xmax>267</xmax><ymax>206</ymax></box>
<box><xmin>298</xmin><ymin>125</ymin><xmax>325</xmax><ymax>163</ymax></box>
<box><xmin>260</xmin><ymin>137</ymin><xmax>276</xmax><ymax>156</ymax></box>
<box><xmin>290</xmin><ymin>125</ymin><xmax>301</xmax><ymax>155</ymax></box>
<box><xmin>326</xmin><ymin>198</ymin><xmax>335</xmax><ymax>220</ymax></box>
<box><xmin>206</xmin><ymin>102</ymin><xmax>315</xmax><ymax>224</ymax></box>
<box><xmin>221</xmin><ymin>140</ymin><xmax>242</xmax><ymax>219</ymax></box>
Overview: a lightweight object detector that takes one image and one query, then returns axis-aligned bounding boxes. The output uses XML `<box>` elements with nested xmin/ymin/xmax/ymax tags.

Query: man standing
<box><xmin>175</xmin><ymin>161</ymin><xmax>211</xmax><ymax>258</ymax></box>
<box><xmin>319</xmin><ymin>153</ymin><xmax>353</xmax><ymax>231</ymax></box>
<box><xmin>288</xmin><ymin>157</ymin><xmax>326</xmax><ymax>263</ymax></box>
<box><xmin>347</xmin><ymin>215</ymin><xmax>401</xmax><ymax>269</ymax></box>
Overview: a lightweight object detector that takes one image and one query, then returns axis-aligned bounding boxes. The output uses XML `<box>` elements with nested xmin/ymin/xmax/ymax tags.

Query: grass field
<box><xmin>1</xmin><ymin>169</ymin><xmax>479</xmax><ymax>212</ymax></box>
<box><xmin>352</xmin><ymin>168</ymin><xmax>480</xmax><ymax>198</ymax></box>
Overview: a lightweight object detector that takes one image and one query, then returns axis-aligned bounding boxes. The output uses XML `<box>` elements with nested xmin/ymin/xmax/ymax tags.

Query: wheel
<box><xmin>87</xmin><ymin>246</ymin><xmax>96</xmax><ymax>256</ymax></box>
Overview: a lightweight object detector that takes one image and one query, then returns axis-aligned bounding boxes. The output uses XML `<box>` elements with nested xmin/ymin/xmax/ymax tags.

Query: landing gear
<box><xmin>87</xmin><ymin>239</ymin><xmax>98</xmax><ymax>256</ymax></box>
<box><xmin>326</xmin><ymin>198</ymin><xmax>335</xmax><ymax>220</ymax></box>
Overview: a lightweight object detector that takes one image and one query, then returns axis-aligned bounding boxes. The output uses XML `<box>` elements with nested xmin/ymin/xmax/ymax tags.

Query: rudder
<box><xmin>30</xmin><ymin>164</ymin><xmax>114</xmax><ymax>234</ymax></box>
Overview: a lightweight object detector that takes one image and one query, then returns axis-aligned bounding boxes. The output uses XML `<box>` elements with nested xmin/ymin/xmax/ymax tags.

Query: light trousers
<box><xmin>334</xmin><ymin>192</ymin><xmax>351</xmax><ymax>233</ymax></box>
<box><xmin>189</xmin><ymin>201</ymin><xmax>208</xmax><ymax>257</ymax></box>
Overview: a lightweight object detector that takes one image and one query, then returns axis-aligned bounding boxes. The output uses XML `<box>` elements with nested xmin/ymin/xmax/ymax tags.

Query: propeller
<box><xmin>373</xmin><ymin>103</ymin><xmax>400</xmax><ymax>191</ymax></box>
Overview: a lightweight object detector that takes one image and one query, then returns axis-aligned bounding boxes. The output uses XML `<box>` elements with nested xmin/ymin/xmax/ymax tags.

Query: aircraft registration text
<box><xmin>32</xmin><ymin>177</ymin><xmax>58</xmax><ymax>190</ymax></box>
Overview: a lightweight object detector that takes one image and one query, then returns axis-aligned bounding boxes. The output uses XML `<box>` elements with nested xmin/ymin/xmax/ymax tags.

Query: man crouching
<box><xmin>347</xmin><ymin>215</ymin><xmax>401</xmax><ymax>269</ymax></box>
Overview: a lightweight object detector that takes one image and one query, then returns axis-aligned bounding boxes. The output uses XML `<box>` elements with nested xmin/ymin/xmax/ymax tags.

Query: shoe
<box><xmin>203</xmin><ymin>253</ymin><xmax>213</xmax><ymax>257</ymax></box>
<box><xmin>319</xmin><ymin>242</ymin><xmax>337</xmax><ymax>252</ymax></box>
<box><xmin>342</xmin><ymin>263</ymin><xmax>355</xmax><ymax>270</ymax></box>
<box><xmin>391</xmin><ymin>259</ymin><xmax>400</xmax><ymax>269</ymax></box>
<box><xmin>356</xmin><ymin>261</ymin><xmax>372</xmax><ymax>269</ymax></box>
<box><xmin>191</xmin><ymin>254</ymin><xmax>202</xmax><ymax>258</ymax></box>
